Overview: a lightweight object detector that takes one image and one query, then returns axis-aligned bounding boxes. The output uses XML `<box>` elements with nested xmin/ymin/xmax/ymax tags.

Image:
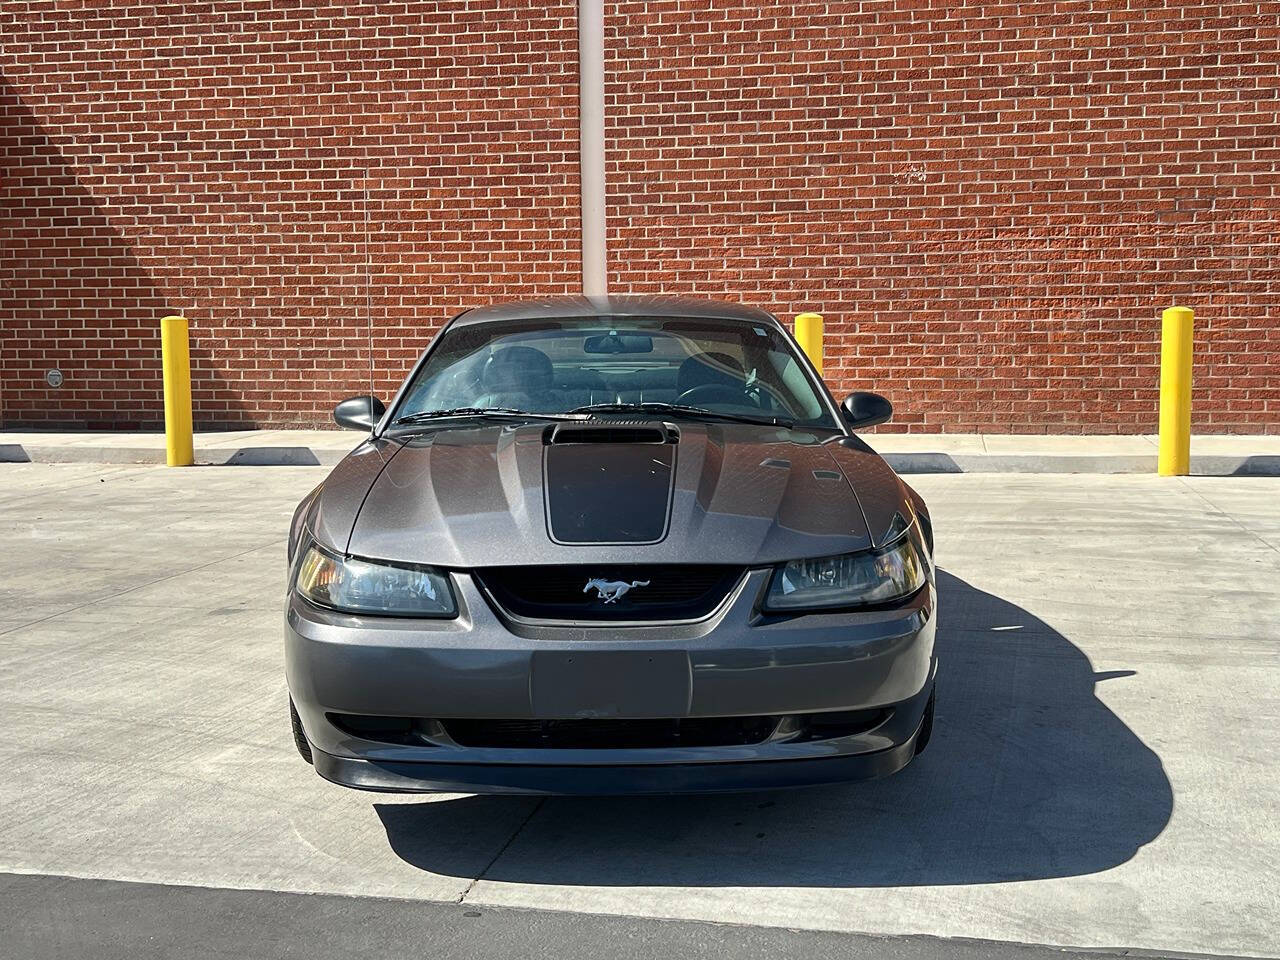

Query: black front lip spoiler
<box><xmin>311</xmin><ymin>720</ymin><xmax>923</xmax><ymax>796</ymax></box>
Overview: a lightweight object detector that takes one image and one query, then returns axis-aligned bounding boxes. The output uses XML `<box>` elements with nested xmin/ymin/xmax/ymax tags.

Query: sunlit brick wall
<box><xmin>605</xmin><ymin>0</ymin><xmax>1279</xmax><ymax>432</ymax></box>
<box><xmin>2</xmin><ymin>1</ymin><xmax>1277</xmax><ymax>432</ymax></box>
<box><xmin>0</xmin><ymin>1</ymin><xmax>580</xmax><ymax>428</ymax></box>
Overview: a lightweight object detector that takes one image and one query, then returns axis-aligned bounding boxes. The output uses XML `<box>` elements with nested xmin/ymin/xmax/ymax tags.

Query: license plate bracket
<box><xmin>531</xmin><ymin>650</ymin><xmax>691</xmax><ymax>719</ymax></box>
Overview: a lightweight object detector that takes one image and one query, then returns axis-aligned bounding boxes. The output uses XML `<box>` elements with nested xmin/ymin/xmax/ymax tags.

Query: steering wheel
<box><xmin>676</xmin><ymin>383</ymin><xmax>753</xmax><ymax>407</ymax></box>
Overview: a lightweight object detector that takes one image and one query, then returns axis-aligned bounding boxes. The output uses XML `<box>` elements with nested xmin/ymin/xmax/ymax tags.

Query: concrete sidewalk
<box><xmin>3</xmin><ymin>428</ymin><xmax>1279</xmax><ymax>474</ymax></box>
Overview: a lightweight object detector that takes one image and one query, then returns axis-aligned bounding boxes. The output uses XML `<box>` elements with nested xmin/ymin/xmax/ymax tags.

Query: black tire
<box><xmin>913</xmin><ymin>683</ymin><xmax>935</xmax><ymax>756</ymax></box>
<box><xmin>289</xmin><ymin>697</ymin><xmax>313</xmax><ymax>765</ymax></box>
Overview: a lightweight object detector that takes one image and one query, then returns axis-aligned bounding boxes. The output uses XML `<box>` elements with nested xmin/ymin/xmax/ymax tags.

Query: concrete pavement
<box><xmin>3</xmin><ymin>428</ymin><xmax>1280</xmax><ymax>473</ymax></box>
<box><xmin>0</xmin><ymin>464</ymin><xmax>1277</xmax><ymax>956</ymax></box>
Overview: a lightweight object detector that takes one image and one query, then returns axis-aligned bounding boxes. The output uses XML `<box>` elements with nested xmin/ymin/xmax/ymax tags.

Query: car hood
<box><xmin>328</xmin><ymin>421</ymin><xmax>910</xmax><ymax>568</ymax></box>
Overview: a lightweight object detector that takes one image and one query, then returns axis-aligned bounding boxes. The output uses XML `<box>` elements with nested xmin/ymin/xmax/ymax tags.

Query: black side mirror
<box><xmin>841</xmin><ymin>391</ymin><xmax>893</xmax><ymax>430</ymax></box>
<box><xmin>333</xmin><ymin>395</ymin><xmax>386</xmax><ymax>431</ymax></box>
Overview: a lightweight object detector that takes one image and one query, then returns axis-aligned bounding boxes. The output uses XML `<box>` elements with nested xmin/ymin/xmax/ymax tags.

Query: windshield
<box><xmin>393</xmin><ymin>316</ymin><xmax>839</xmax><ymax>429</ymax></box>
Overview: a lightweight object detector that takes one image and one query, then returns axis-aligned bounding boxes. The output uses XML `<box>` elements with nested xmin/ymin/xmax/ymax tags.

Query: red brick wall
<box><xmin>1</xmin><ymin>1</ymin><xmax>580</xmax><ymax>429</ymax></box>
<box><xmin>2</xmin><ymin>2</ymin><xmax>1277</xmax><ymax>432</ymax></box>
<box><xmin>606</xmin><ymin>0</ymin><xmax>1279</xmax><ymax>432</ymax></box>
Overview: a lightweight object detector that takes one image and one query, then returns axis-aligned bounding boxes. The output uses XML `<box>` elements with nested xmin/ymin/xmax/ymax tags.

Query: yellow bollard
<box><xmin>1157</xmin><ymin>306</ymin><xmax>1194</xmax><ymax>476</ymax></box>
<box><xmin>160</xmin><ymin>315</ymin><xmax>194</xmax><ymax>467</ymax></box>
<box><xmin>794</xmin><ymin>312</ymin><xmax>824</xmax><ymax>377</ymax></box>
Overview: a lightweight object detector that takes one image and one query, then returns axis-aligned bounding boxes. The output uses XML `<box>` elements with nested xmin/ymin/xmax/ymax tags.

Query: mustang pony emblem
<box><xmin>583</xmin><ymin>578</ymin><xmax>651</xmax><ymax>603</ymax></box>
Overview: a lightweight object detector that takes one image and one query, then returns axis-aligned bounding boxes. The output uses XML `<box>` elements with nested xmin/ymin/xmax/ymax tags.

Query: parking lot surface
<box><xmin>1</xmin><ymin>463</ymin><xmax>1277</xmax><ymax>957</ymax></box>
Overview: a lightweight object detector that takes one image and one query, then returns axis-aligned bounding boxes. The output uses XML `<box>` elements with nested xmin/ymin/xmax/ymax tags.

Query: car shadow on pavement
<box><xmin>375</xmin><ymin>570</ymin><xmax>1173</xmax><ymax>886</ymax></box>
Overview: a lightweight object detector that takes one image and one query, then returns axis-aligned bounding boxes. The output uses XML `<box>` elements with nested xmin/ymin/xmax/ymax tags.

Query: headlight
<box><xmin>765</xmin><ymin>534</ymin><xmax>927</xmax><ymax>611</ymax></box>
<box><xmin>294</xmin><ymin>545</ymin><xmax>456</xmax><ymax>617</ymax></box>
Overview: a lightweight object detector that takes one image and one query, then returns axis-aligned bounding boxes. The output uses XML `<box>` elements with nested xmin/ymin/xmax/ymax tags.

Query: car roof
<box><xmin>451</xmin><ymin>295</ymin><xmax>780</xmax><ymax>327</ymax></box>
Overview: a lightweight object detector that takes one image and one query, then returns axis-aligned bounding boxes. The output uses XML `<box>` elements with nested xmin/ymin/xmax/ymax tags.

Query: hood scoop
<box><xmin>547</xmin><ymin>422</ymin><xmax>674</xmax><ymax>446</ymax></box>
<box><xmin>544</xmin><ymin>421</ymin><xmax>677</xmax><ymax>544</ymax></box>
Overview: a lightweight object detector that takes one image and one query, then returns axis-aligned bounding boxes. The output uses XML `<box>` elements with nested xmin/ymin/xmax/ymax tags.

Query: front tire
<box><xmin>289</xmin><ymin>697</ymin><xmax>313</xmax><ymax>765</ymax></box>
<box><xmin>913</xmin><ymin>683</ymin><xmax>935</xmax><ymax>755</ymax></box>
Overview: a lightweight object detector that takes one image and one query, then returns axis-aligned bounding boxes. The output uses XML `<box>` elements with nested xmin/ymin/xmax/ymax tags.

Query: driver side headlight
<box><xmin>765</xmin><ymin>533</ymin><xmax>927</xmax><ymax>611</ymax></box>
<box><xmin>294</xmin><ymin>545</ymin><xmax>457</xmax><ymax>617</ymax></box>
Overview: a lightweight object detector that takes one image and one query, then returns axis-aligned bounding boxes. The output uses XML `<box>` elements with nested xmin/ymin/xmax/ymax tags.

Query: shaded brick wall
<box><xmin>2</xmin><ymin>1</ymin><xmax>1277</xmax><ymax>432</ymax></box>
<box><xmin>1</xmin><ymin>1</ymin><xmax>580</xmax><ymax>429</ymax></box>
<box><xmin>605</xmin><ymin>0</ymin><xmax>1279</xmax><ymax>432</ymax></box>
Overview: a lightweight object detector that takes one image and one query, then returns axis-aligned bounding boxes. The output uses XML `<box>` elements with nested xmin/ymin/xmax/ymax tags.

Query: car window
<box><xmin>396</xmin><ymin>316</ymin><xmax>838</xmax><ymax>428</ymax></box>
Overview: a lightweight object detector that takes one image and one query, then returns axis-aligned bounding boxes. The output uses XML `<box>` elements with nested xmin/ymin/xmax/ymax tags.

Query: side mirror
<box><xmin>333</xmin><ymin>395</ymin><xmax>386</xmax><ymax>431</ymax></box>
<box><xmin>841</xmin><ymin>391</ymin><xmax>893</xmax><ymax>430</ymax></box>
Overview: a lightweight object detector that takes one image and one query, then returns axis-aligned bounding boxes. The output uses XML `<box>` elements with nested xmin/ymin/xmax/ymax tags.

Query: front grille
<box><xmin>476</xmin><ymin>564</ymin><xmax>742</xmax><ymax>622</ymax></box>
<box><xmin>327</xmin><ymin>709</ymin><xmax>891</xmax><ymax>750</ymax></box>
<box><xmin>442</xmin><ymin>716</ymin><xmax>780</xmax><ymax>749</ymax></box>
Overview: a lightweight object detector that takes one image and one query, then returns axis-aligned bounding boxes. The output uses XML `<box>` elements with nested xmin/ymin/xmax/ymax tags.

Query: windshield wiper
<box><xmin>393</xmin><ymin>403</ymin><xmax>795</xmax><ymax>429</ymax></box>
<box><xmin>392</xmin><ymin>407</ymin><xmax>576</xmax><ymax>426</ymax></box>
<box><xmin>567</xmin><ymin>401</ymin><xmax>794</xmax><ymax>429</ymax></box>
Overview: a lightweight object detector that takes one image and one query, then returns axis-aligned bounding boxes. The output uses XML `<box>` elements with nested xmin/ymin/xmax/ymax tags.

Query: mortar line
<box><xmin>457</xmin><ymin>798</ymin><xmax>547</xmax><ymax>904</ymax></box>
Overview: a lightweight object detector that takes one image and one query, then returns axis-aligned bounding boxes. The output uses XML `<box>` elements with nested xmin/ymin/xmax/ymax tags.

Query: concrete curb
<box><xmin>3</xmin><ymin>441</ymin><xmax>1278</xmax><ymax>475</ymax></box>
<box><xmin>0</xmin><ymin>444</ymin><xmax>349</xmax><ymax>467</ymax></box>
<box><xmin>883</xmin><ymin>452</ymin><xmax>1280</xmax><ymax>476</ymax></box>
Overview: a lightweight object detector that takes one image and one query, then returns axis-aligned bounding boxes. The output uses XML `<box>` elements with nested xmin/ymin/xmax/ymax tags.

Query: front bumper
<box><xmin>286</xmin><ymin>568</ymin><xmax>937</xmax><ymax>795</ymax></box>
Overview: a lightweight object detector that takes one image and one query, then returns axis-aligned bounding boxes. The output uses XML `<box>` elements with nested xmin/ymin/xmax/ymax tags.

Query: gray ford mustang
<box><xmin>285</xmin><ymin>296</ymin><xmax>937</xmax><ymax>795</ymax></box>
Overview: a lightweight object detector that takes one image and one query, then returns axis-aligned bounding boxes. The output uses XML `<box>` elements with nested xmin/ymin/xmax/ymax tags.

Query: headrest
<box><xmin>482</xmin><ymin>346</ymin><xmax>554</xmax><ymax>393</ymax></box>
<box><xmin>677</xmin><ymin>351</ymin><xmax>745</xmax><ymax>393</ymax></box>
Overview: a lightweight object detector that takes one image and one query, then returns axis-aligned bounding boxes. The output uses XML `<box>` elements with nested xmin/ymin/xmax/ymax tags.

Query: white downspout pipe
<box><xmin>578</xmin><ymin>0</ymin><xmax>607</xmax><ymax>297</ymax></box>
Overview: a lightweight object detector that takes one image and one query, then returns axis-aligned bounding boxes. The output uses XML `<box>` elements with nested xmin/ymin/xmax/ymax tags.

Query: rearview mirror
<box><xmin>583</xmin><ymin>332</ymin><xmax>653</xmax><ymax>354</ymax></box>
<box><xmin>334</xmin><ymin>395</ymin><xmax>386</xmax><ymax>431</ymax></box>
<box><xmin>841</xmin><ymin>392</ymin><xmax>893</xmax><ymax>430</ymax></box>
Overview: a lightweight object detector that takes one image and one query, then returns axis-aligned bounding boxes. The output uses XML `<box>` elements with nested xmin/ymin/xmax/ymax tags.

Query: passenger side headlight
<box><xmin>295</xmin><ymin>545</ymin><xmax>457</xmax><ymax>617</ymax></box>
<box><xmin>765</xmin><ymin>534</ymin><xmax>927</xmax><ymax>611</ymax></box>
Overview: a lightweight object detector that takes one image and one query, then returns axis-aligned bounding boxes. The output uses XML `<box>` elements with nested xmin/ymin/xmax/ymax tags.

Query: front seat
<box><xmin>677</xmin><ymin>352</ymin><xmax>745</xmax><ymax>397</ymax></box>
<box><xmin>556</xmin><ymin>368</ymin><xmax>610</xmax><ymax>408</ymax></box>
<box><xmin>475</xmin><ymin>346</ymin><xmax>557</xmax><ymax>410</ymax></box>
